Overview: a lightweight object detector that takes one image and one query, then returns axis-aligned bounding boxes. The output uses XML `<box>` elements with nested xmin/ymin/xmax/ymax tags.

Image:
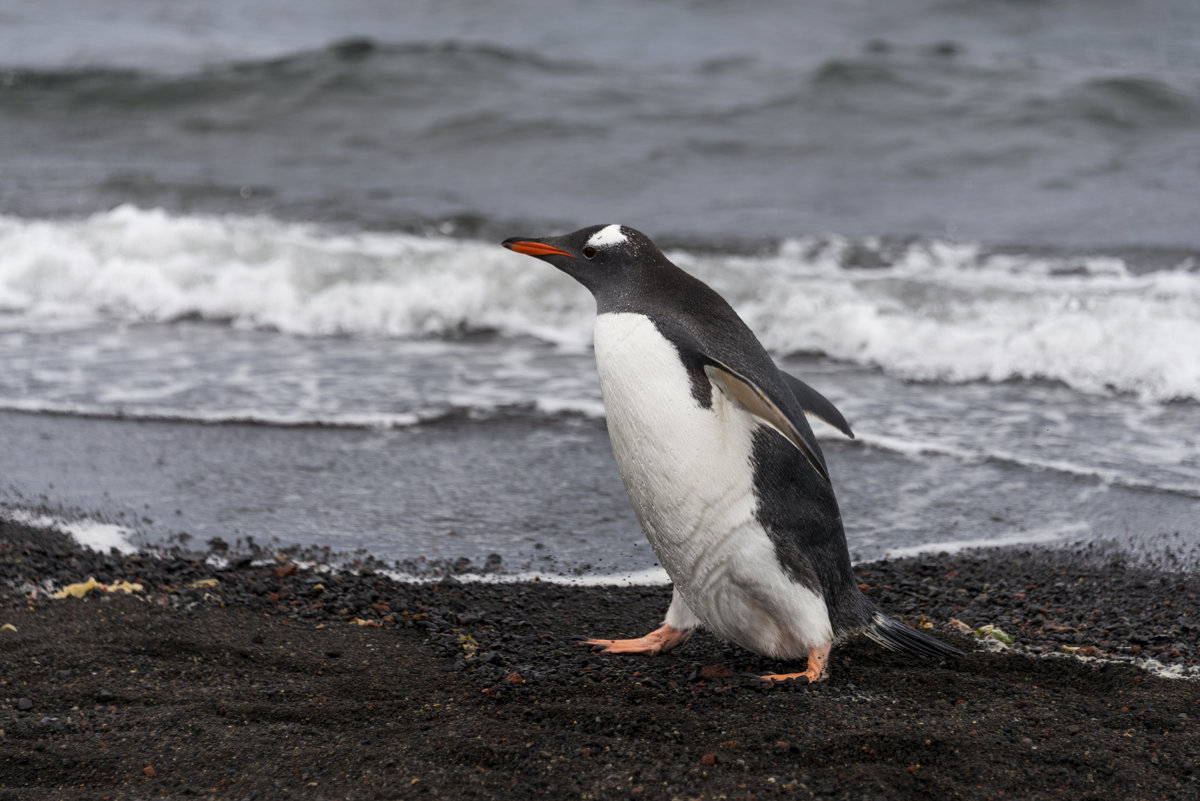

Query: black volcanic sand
<box><xmin>2</xmin><ymin>519</ymin><xmax>1198</xmax><ymax>800</ymax></box>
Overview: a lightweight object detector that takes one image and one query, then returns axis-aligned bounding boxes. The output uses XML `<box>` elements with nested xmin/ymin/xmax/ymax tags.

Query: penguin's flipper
<box><xmin>779</xmin><ymin>371</ymin><xmax>854</xmax><ymax>439</ymax></box>
<box><xmin>703</xmin><ymin>362</ymin><xmax>830</xmax><ymax>483</ymax></box>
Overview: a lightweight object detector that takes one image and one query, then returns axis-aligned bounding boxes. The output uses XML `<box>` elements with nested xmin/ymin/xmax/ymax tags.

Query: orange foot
<box><xmin>759</xmin><ymin>642</ymin><xmax>832</xmax><ymax>683</ymax></box>
<box><xmin>584</xmin><ymin>623</ymin><xmax>692</xmax><ymax>655</ymax></box>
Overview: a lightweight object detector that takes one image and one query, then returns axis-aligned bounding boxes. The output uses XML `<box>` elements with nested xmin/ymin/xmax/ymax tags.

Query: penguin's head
<box><xmin>502</xmin><ymin>224</ymin><xmax>668</xmax><ymax>296</ymax></box>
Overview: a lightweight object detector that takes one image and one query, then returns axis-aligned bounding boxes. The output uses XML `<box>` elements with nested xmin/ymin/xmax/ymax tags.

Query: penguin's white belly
<box><xmin>593</xmin><ymin>312</ymin><xmax>831</xmax><ymax>658</ymax></box>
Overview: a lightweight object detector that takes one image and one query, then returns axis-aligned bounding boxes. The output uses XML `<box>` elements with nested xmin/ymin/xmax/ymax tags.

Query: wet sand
<box><xmin>2</xmin><ymin>518</ymin><xmax>1197</xmax><ymax>800</ymax></box>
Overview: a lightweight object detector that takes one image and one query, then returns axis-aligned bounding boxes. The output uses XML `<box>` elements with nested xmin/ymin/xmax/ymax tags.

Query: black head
<box><xmin>501</xmin><ymin>224</ymin><xmax>672</xmax><ymax>299</ymax></box>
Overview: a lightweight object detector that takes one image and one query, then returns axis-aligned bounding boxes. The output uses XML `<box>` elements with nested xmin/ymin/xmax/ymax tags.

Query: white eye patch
<box><xmin>586</xmin><ymin>224</ymin><xmax>627</xmax><ymax>248</ymax></box>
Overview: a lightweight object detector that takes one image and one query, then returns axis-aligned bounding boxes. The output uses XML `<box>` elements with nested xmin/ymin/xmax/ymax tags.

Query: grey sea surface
<box><xmin>3</xmin><ymin>0</ymin><xmax>1199</xmax><ymax>247</ymax></box>
<box><xmin>1</xmin><ymin>1</ymin><xmax>1198</xmax><ymax>574</ymax></box>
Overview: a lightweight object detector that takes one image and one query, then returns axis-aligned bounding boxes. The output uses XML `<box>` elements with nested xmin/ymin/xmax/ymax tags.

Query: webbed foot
<box><xmin>584</xmin><ymin>623</ymin><xmax>691</xmax><ymax>655</ymax></box>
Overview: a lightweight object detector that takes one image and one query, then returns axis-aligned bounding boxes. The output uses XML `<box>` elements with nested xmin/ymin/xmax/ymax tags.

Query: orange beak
<box><xmin>502</xmin><ymin>239</ymin><xmax>575</xmax><ymax>258</ymax></box>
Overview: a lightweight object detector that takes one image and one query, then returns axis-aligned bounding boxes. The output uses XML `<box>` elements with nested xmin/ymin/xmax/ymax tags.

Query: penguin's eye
<box><xmin>582</xmin><ymin>246</ymin><xmax>597</xmax><ymax>259</ymax></box>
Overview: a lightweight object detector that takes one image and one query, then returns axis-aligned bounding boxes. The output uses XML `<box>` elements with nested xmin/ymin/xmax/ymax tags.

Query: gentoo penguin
<box><xmin>502</xmin><ymin>224</ymin><xmax>961</xmax><ymax>682</ymax></box>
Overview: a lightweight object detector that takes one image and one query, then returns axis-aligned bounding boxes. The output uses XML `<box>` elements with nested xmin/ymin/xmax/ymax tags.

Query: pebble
<box><xmin>3</xmin><ymin>520</ymin><xmax>1198</xmax><ymax>716</ymax></box>
<box><xmin>700</xmin><ymin>664</ymin><xmax>733</xmax><ymax>680</ymax></box>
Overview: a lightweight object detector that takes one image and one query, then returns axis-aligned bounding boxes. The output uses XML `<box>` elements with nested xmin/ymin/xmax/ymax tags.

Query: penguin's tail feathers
<box><xmin>864</xmin><ymin>612</ymin><xmax>964</xmax><ymax>660</ymax></box>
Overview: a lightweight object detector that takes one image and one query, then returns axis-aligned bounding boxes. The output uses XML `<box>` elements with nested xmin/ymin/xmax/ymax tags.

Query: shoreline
<box><xmin>3</xmin><ymin>518</ymin><xmax>1198</xmax><ymax>799</ymax></box>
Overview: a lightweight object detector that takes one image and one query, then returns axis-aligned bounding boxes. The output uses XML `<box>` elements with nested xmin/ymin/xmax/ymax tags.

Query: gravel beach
<box><xmin>2</xmin><ymin>517</ymin><xmax>1198</xmax><ymax>800</ymax></box>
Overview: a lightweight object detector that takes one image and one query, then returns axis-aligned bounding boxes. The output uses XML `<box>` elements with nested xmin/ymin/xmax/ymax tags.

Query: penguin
<box><xmin>502</xmin><ymin>224</ymin><xmax>961</xmax><ymax>682</ymax></box>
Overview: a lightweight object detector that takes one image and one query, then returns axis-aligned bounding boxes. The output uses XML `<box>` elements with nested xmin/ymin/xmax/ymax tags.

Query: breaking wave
<box><xmin>1</xmin><ymin>206</ymin><xmax>1197</xmax><ymax>401</ymax></box>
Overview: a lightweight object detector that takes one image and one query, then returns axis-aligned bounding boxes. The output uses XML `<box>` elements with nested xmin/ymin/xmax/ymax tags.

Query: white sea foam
<box><xmin>0</xmin><ymin>205</ymin><xmax>596</xmax><ymax>345</ymax></box>
<box><xmin>60</xmin><ymin>520</ymin><xmax>137</xmax><ymax>554</ymax></box>
<box><xmin>2</xmin><ymin>207</ymin><xmax>1199</xmax><ymax>401</ymax></box>
<box><xmin>382</xmin><ymin>566</ymin><xmax>672</xmax><ymax>586</ymax></box>
<box><xmin>882</xmin><ymin>523</ymin><xmax>1089</xmax><ymax>560</ymax></box>
<box><xmin>699</xmin><ymin>238</ymin><xmax>1200</xmax><ymax>402</ymax></box>
<box><xmin>2</xmin><ymin>507</ymin><xmax>137</xmax><ymax>554</ymax></box>
<box><xmin>0</xmin><ymin>395</ymin><xmax>607</xmax><ymax>429</ymax></box>
<box><xmin>0</xmin><ymin>397</ymin><xmax>430</xmax><ymax>428</ymax></box>
<box><xmin>534</xmin><ymin>396</ymin><xmax>607</xmax><ymax>418</ymax></box>
<box><xmin>853</xmin><ymin>432</ymin><xmax>1200</xmax><ymax>500</ymax></box>
<box><xmin>1019</xmin><ymin>642</ymin><xmax>1199</xmax><ymax>681</ymax></box>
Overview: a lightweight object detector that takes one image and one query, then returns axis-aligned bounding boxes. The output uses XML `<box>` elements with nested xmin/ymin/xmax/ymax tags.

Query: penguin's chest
<box><xmin>593</xmin><ymin>313</ymin><xmax>759</xmax><ymax>562</ymax></box>
<box><xmin>592</xmin><ymin>312</ymin><xmax>831</xmax><ymax>654</ymax></box>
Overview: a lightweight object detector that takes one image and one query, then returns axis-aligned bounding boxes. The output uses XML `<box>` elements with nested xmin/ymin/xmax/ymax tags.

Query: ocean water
<box><xmin>1</xmin><ymin>1</ymin><xmax>1197</xmax><ymax>575</ymax></box>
